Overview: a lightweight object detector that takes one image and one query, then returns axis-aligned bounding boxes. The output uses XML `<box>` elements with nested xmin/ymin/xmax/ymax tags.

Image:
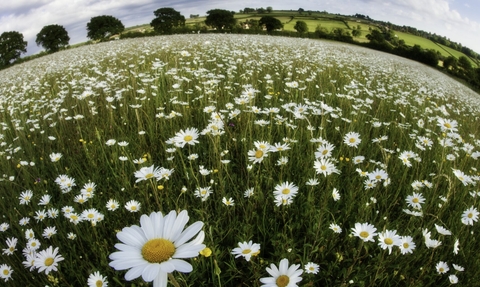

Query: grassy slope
<box><xmin>226</xmin><ymin>12</ymin><xmax>477</xmax><ymax>67</ymax></box>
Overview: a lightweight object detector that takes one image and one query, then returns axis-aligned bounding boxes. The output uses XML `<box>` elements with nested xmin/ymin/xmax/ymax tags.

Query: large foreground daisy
<box><xmin>109</xmin><ymin>210</ymin><xmax>205</xmax><ymax>287</ymax></box>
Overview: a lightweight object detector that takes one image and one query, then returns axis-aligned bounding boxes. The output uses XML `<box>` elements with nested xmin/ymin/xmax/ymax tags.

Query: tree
<box><xmin>298</xmin><ymin>8</ymin><xmax>304</xmax><ymax>14</ymax></box>
<box><xmin>294</xmin><ymin>21</ymin><xmax>308</xmax><ymax>34</ymax></box>
<box><xmin>87</xmin><ymin>15</ymin><xmax>124</xmax><ymax>41</ymax></box>
<box><xmin>0</xmin><ymin>31</ymin><xmax>27</xmax><ymax>68</ymax></box>
<box><xmin>351</xmin><ymin>28</ymin><xmax>361</xmax><ymax>37</ymax></box>
<box><xmin>150</xmin><ymin>8</ymin><xmax>185</xmax><ymax>34</ymax></box>
<box><xmin>259</xmin><ymin>16</ymin><xmax>283</xmax><ymax>32</ymax></box>
<box><xmin>205</xmin><ymin>9</ymin><xmax>236</xmax><ymax>30</ymax></box>
<box><xmin>266</xmin><ymin>6</ymin><xmax>273</xmax><ymax>13</ymax></box>
<box><xmin>257</xmin><ymin>7</ymin><xmax>266</xmax><ymax>14</ymax></box>
<box><xmin>36</xmin><ymin>24</ymin><xmax>70</xmax><ymax>53</ymax></box>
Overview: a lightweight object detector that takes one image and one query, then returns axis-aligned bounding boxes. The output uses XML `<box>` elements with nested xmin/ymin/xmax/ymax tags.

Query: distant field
<box><xmin>127</xmin><ymin>12</ymin><xmax>476</xmax><ymax>68</ymax></box>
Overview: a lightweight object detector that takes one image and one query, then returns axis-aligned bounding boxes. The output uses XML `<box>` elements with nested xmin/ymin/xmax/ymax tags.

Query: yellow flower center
<box><xmin>468</xmin><ymin>213</ymin><xmax>473</xmax><ymax>218</ymax></box>
<box><xmin>276</xmin><ymin>275</ymin><xmax>290</xmax><ymax>287</ymax></box>
<box><xmin>384</xmin><ymin>238</ymin><xmax>393</xmax><ymax>245</ymax></box>
<box><xmin>131</xmin><ymin>206</ymin><xmax>137</xmax><ymax>211</ymax></box>
<box><xmin>412</xmin><ymin>198</ymin><xmax>419</xmax><ymax>203</ymax></box>
<box><xmin>375</xmin><ymin>175</ymin><xmax>381</xmax><ymax>180</ymax></box>
<box><xmin>322</xmin><ymin>150</ymin><xmax>328</xmax><ymax>155</ymax></box>
<box><xmin>403</xmin><ymin>242</ymin><xmax>409</xmax><ymax>249</ymax></box>
<box><xmin>359</xmin><ymin>231</ymin><xmax>369</xmax><ymax>238</ymax></box>
<box><xmin>145</xmin><ymin>173</ymin><xmax>154</xmax><ymax>179</ymax></box>
<box><xmin>321</xmin><ymin>165</ymin><xmax>327</xmax><ymax>171</ymax></box>
<box><xmin>96</xmin><ymin>280</ymin><xmax>103</xmax><ymax>287</ymax></box>
<box><xmin>282</xmin><ymin>189</ymin><xmax>290</xmax><ymax>195</ymax></box>
<box><xmin>31</xmin><ymin>242</ymin><xmax>36</xmax><ymax>247</ymax></box>
<box><xmin>349</xmin><ymin>138</ymin><xmax>356</xmax><ymax>143</ymax></box>
<box><xmin>142</xmin><ymin>238</ymin><xmax>176</xmax><ymax>263</ymax></box>
<box><xmin>242</xmin><ymin>249</ymin><xmax>251</xmax><ymax>254</ymax></box>
<box><xmin>45</xmin><ymin>257</ymin><xmax>54</xmax><ymax>266</ymax></box>
<box><xmin>255</xmin><ymin>150</ymin><xmax>264</xmax><ymax>158</ymax></box>
<box><xmin>439</xmin><ymin>267</ymin><xmax>444</xmax><ymax>272</ymax></box>
<box><xmin>3</xmin><ymin>269</ymin><xmax>9</xmax><ymax>275</ymax></box>
<box><xmin>184</xmin><ymin>135</ymin><xmax>193</xmax><ymax>142</ymax></box>
<box><xmin>88</xmin><ymin>214</ymin><xmax>94</xmax><ymax>219</ymax></box>
<box><xmin>444</xmin><ymin>123</ymin><xmax>452</xmax><ymax>129</ymax></box>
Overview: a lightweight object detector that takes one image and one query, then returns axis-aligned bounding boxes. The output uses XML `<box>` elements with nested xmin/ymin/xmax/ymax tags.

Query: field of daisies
<box><xmin>1</xmin><ymin>34</ymin><xmax>480</xmax><ymax>286</ymax></box>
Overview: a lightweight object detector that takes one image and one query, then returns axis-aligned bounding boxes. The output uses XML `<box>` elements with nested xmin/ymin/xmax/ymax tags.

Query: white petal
<box><xmin>124</xmin><ymin>265</ymin><xmax>146</xmax><ymax>281</ymax></box>
<box><xmin>174</xmin><ymin>243</ymin><xmax>205</xmax><ymax>258</ymax></box>
<box><xmin>159</xmin><ymin>261</ymin><xmax>175</xmax><ymax>273</ymax></box>
<box><xmin>174</xmin><ymin>222</ymin><xmax>204</xmax><ymax>247</ymax></box>
<box><xmin>109</xmin><ymin>258</ymin><xmax>146</xmax><ymax>270</ymax></box>
<box><xmin>151</xmin><ymin>211</ymin><xmax>165</xmax><ymax>238</ymax></box>
<box><xmin>278</xmin><ymin>258</ymin><xmax>289</xmax><ymax>273</ymax></box>
<box><xmin>141</xmin><ymin>214</ymin><xmax>155</xmax><ymax>239</ymax></box>
<box><xmin>169</xmin><ymin>210</ymin><xmax>189</xmax><ymax>242</ymax></box>
<box><xmin>162</xmin><ymin>210</ymin><xmax>178</xmax><ymax>240</ymax></box>
<box><xmin>117</xmin><ymin>226</ymin><xmax>146</xmax><ymax>248</ymax></box>
<box><xmin>153</xmin><ymin>271</ymin><xmax>168</xmax><ymax>287</ymax></box>
<box><xmin>169</xmin><ymin>259</ymin><xmax>192</xmax><ymax>273</ymax></box>
<box><xmin>142</xmin><ymin>263</ymin><xmax>161</xmax><ymax>282</ymax></box>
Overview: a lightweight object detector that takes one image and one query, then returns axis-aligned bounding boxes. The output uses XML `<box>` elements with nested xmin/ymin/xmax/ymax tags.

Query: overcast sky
<box><xmin>1</xmin><ymin>0</ymin><xmax>479</xmax><ymax>56</ymax></box>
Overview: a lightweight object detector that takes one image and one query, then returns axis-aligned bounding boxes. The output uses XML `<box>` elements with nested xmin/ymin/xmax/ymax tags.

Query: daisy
<box><xmin>244</xmin><ymin>187</ymin><xmax>254</xmax><ymax>198</ymax></box>
<box><xmin>124</xmin><ymin>200</ymin><xmax>141</xmax><ymax>212</ymax></box>
<box><xmin>172</xmin><ymin>127</ymin><xmax>200</xmax><ymax>148</ymax></box>
<box><xmin>0</xmin><ymin>264</ymin><xmax>13</xmax><ymax>282</ymax></box>
<box><xmin>274</xmin><ymin>195</ymin><xmax>293</xmax><ymax>206</ymax></box>
<box><xmin>343</xmin><ymin>131</ymin><xmax>361</xmax><ymax>148</ymax></box>
<box><xmin>27</xmin><ymin>238</ymin><xmax>41</xmax><ymax>250</ymax></box>
<box><xmin>304</xmin><ymin>262</ymin><xmax>319</xmax><ymax>274</ymax></box>
<box><xmin>231</xmin><ymin>240</ymin><xmax>261</xmax><ymax>261</ymax></box>
<box><xmin>260</xmin><ymin>258</ymin><xmax>303</xmax><ymax>287</ymax></box>
<box><xmin>134</xmin><ymin>165</ymin><xmax>163</xmax><ymax>183</ymax></box>
<box><xmin>105</xmin><ymin>139</ymin><xmax>116</xmax><ymax>146</ymax></box>
<box><xmin>405</xmin><ymin>192</ymin><xmax>425</xmax><ymax>209</ymax></box>
<box><xmin>109</xmin><ymin>210</ymin><xmax>205</xmax><ymax>287</ymax></box>
<box><xmin>19</xmin><ymin>189</ymin><xmax>33</xmax><ymax>205</ymax></box>
<box><xmin>248</xmin><ymin>148</ymin><xmax>268</xmax><ymax>164</ymax></box>
<box><xmin>273</xmin><ymin>182</ymin><xmax>299</xmax><ymax>199</ymax></box>
<box><xmin>222</xmin><ymin>197</ymin><xmax>235</xmax><ymax>206</ymax></box>
<box><xmin>351</xmin><ymin>222</ymin><xmax>377</xmax><ymax>242</ymax></box>
<box><xmin>34</xmin><ymin>246</ymin><xmax>64</xmax><ymax>274</ymax></box>
<box><xmin>434</xmin><ymin>224</ymin><xmax>451</xmax><ymax>236</ymax></box>
<box><xmin>314</xmin><ymin>142</ymin><xmax>335</xmax><ymax>159</ymax></box>
<box><xmin>437</xmin><ymin>118</ymin><xmax>458</xmax><ymax>132</ymax></box>
<box><xmin>453</xmin><ymin>239</ymin><xmax>460</xmax><ymax>254</ymax></box>
<box><xmin>329</xmin><ymin>223</ymin><xmax>342</xmax><ymax>233</ymax></box>
<box><xmin>353</xmin><ymin>156</ymin><xmax>365</xmax><ymax>165</ymax></box>
<box><xmin>2</xmin><ymin>237</ymin><xmax>17</xmax><ymax>255</ymax></box>
<box><xmin>377</xmin><ymin>230</ymin><xmax>401</xmax><ymax>254</ymax></box>
<box><xmin>38</xmin><ymin>194</ymin><xmax>51</xmax><ymax>205</ymax></box>
<box><xmin>88</xmin><ymin>271</ymin><xmax>108</xmax><ymax>287</ymax></box>
<box><xmin>399</xmin><ymin>236</ymin><xmax>416</xmax><ymax>254</ymax></box>
<box><xmin>448</xmin><ymin>274</ymin><xmax>458</xmax><ymax>284</ymax></box>
<box><xmin>25</xmin><ymin>228</ymin><xmax>35</xmax><ymax>239</ymax></box>
<box><xmin>43</xmin><ymin>226</ymin><xmax>57</xmax><ymax>239</ymax></box>
<box><xmin>81</xmin><ymin>208</ymin><xmax>101</xmax><ymax>222</ymax></box>
<box><xmin>452</xmin><ymin>169</ymin><xmax>473</xmax><ymax>186</ymax></box>
<box><xmin>332</xmin><ymin>188</ymin><xmax>340</xmax><ymax>201</ymax></box>
<box><xmin>49</xmin><ymin>152</ymin><xmax>62</xmax><ymax>162</ymax></box>
<box><xmin>461</xmin><ymin>206</ymin><xmax>479</xmax><ymax>225</ymax></box>
<box><xmin>305</xmin><ymin>178</ymin><xmax>319</xmax><ymax>186</ymax></box>
<box><xmin>436</xmin><ymin>261</ymin><xmax>449</xmax><ymax>274</ymax></box>
<box><xmin>452</xmin><ymin>264</ymin><xmax>464</xmax><ymax>271</ymax></box>
<box><xmin>106</xmin><ymin>199</ymin><xmax>119</xmax><ymax>211</ymax></box>
<box><xmin>313</xmin><ymin>158</ymin><xmax>340</xmax><ymax>176</ymax></box>
<box><xmin>194</xmin><ymin>187</ymin><xmax>213</xmax><ymax>201</ymax></box>
<box><xmin>368</xmin><ymin>168</ymin><xmax>388</xmax><ymax>182</ymax></box>
<box><xmin>67</xmin><ymin>233</ymin><xmax>77</xmax><ymax>240</ymax></box>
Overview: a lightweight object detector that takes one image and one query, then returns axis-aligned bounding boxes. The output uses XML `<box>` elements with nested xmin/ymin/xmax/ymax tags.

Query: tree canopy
<box><xmin>205</xmin><ymin>9</ymin><xmax>236</xmax><ymax>30</ymax></box>
<box><xmin>259</xmin><ymin>16</ymin><xmax>283</xmax><ymax>32</ymax></box>
<box><xmin>87</xmin><ymin>15</ymin><xmax>125</xmax><ymax>41</ymax></box>
<box><xmin>150</xmin><ymin>8</ymin><xmax>185</xmax><ymax>34</ymax></box>
<box><xmin>294</xmin><ymin>21</ymin><xmax>308</xmax><ymax>34</ymax></box>
<box><xmin>36</xmin><ymin>24</ymin><xmax>70</xmax><ymax>53</ymax></box>
<box><xmin>0</xmin><ymin>31</ymin><xmax>27</xmax><ymax>68</ymax></box>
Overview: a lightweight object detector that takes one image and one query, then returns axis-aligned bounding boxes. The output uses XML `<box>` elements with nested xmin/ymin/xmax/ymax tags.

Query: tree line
<box><xmin>1</xmin><ymin>7</ymin><xmax>480</xmax><ymax>91</ymax></box>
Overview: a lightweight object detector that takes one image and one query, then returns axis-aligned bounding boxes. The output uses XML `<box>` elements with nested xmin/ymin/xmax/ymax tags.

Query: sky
<box><xmin>1</xmin><ymin>0</ymin><xmax>479</xmax><ymax>56</ymax></box>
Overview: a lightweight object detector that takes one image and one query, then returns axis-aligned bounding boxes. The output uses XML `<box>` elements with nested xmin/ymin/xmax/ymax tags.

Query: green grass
<box><xmin>1</xmin><ymin>34</ymin><xmax>480</xmax><ymax>287</ymax></box>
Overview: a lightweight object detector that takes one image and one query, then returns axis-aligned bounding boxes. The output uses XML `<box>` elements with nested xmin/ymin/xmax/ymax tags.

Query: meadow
<box><xmin>0</xmin><ymin>34</ymin><xmax>480</xmax><ymax>286</ymax></box>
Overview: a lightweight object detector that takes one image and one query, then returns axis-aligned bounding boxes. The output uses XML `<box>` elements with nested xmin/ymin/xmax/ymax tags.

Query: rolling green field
<box><xmin>1</xmin><ymin>34</ymin><xmax>480</xmax><ymax>286</ymax></box>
